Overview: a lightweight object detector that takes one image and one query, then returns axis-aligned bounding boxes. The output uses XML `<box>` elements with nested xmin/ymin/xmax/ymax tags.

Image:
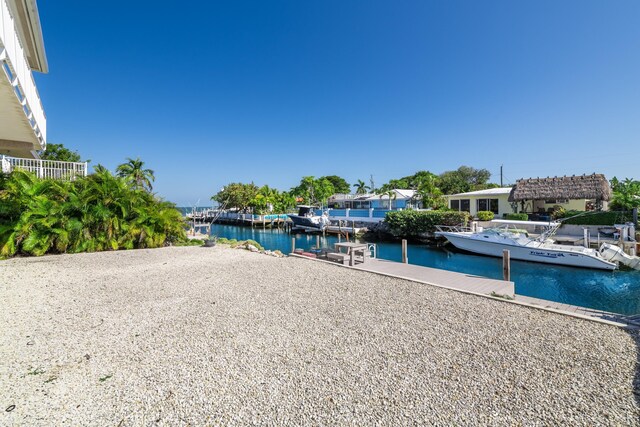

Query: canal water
<box><xmin>207</xmin><ymin>224</ymin><xmax>640</xmax><ymax>315</ymax></box>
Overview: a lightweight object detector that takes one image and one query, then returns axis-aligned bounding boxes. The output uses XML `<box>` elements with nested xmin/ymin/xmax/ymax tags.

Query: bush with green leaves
<box><xmin>384</xmin><ymin>210</ymin><xmax>470</xmax><ymax>238</ymax></box>
<box><xmin>476</xmin><ymin>211</ymin><xmax>495</xmax><ymax>221</ymax></box>
<box><xmin>0</xmin><ymin>169</ymin><xmax>186</xmax><ymax>257</ymax></box>
<box><xmin>560</xmin><ymin>211</ymin><xmax>633</xmax><ymax>226</ymax></box>
<box><xmin>505</xmin><ymin>213</ymin><xmax>528</xmax><ymax>221</ymax></box>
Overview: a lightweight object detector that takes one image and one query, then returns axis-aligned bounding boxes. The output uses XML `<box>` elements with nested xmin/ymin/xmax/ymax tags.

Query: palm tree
<box><xmin>417</xmin><ymin>174</ymin><xmax>446</xmax><ymax>209</ymax></box>
<box><xmin>353</xmin><ymin>179</ymin><xmax>370</xmax><ymax>195</ymax></box>
<box><xmin>116</xmin><ymin>158</ymin><xmax>155</xmax><ymax>191</ymax></box>
<box><xmin>0</xmin><ymin>167</ymin><xmax>186</xmax><ymax>257</ymax></box>
<box><xmin>383</xmin><ymin>190</ymin><xmax>397</xmax><ymax>209</ymax></box>
<box><xmin>610</xmin><ymin>177</ymin><xmax>640</xmax><ymax>211</ymax></box>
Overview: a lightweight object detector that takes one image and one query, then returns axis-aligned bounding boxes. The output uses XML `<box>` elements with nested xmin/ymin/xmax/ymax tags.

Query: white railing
<box><xmin>0</xmin><ymin>0</ymin><xmax>47</xmax><ymax>146</ymax></box>
<box><xmin>1</xmin><ymin>155</ymin><xmax>87</xmax><ymax>180</ymax></box>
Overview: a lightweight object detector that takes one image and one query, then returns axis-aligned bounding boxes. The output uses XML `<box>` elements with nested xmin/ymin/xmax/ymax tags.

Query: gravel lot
<box><xmin>1</xmin><ymin>246</ymin><xmax>639</xmax><ymax>425</ymax></box>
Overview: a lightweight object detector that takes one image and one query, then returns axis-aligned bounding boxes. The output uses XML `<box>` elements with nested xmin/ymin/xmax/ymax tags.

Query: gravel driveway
<box><xmin>1</xmin><ymin>246</ymin><xmax>639</xmax><ymax>425</ymax></box>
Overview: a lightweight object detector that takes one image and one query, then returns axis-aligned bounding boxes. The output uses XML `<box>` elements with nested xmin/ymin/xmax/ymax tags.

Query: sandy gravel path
<box><xmin>1</xmin><ymin>246</ymin><xmax>639</xmax><ymax>425</ymax></box>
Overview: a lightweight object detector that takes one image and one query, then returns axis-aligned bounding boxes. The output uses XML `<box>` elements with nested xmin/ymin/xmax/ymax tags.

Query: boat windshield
<box><xmin>297</xmin><ymin>206</ymin><xmax>316</xmax><ymax>216</ymax></box>
<box><xmin>483</xmin><ymin>225</ymin><xmax>529</xmax><ymax>237</ymax></box>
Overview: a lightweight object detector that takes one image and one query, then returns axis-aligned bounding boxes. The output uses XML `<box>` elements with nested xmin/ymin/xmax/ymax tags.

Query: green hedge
<box><xmin>561</xmin><ymin>211</ymin><xmax>633</xmax><ymax>225</ymax></box>
<box><xmin>385</xmin><ymin>210</ymin><xmax>470</xmax><ymax>238</ymax></box>
<box><xmin>476</xmin><ymin>211</ymin><xmax>495</xmax><ymax>221</ymax></box>
<box><xmin>506</xmin><ymin>213</ymin><xmax>528</xmax><ymax>221</ymax></box>
<box><xmin>0</xmin><ymin>169</ymin><xmax>186</xmax><ymax>257</ymax></box>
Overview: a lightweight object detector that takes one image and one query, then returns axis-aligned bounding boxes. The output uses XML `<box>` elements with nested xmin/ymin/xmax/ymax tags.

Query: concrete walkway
<box><xmin>516</xmin><ymin>294</ymin><xmax>640</xmax><ymax>327</ymax></box>
<box><xmin>353</xmin><ymin>258</ymin><xmax>515</xmax><ymax>297</ymax></box>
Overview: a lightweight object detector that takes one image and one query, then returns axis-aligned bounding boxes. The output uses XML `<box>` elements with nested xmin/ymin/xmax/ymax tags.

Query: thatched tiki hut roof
<box><xmin>508</xmin><ymin>174</ymin><xmax>612</xmax><ymax>202</ymax></box>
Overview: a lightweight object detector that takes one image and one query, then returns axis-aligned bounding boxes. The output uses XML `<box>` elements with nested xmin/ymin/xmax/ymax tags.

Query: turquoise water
<box><xmin>207</xmin><ymin>224</ymin><xmax>640</xmax><ymax>315</ymax></box>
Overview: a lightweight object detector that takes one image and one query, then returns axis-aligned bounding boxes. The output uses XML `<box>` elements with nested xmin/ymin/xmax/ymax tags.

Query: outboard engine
<box><xmin>600</xmin><ymin>243</ymin><xmax>640</xmax><ymax>270</ymax></box>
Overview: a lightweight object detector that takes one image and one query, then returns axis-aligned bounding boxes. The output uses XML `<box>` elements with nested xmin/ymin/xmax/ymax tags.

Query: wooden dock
<box><xmin>352</xmin><ymin>258</ymin><xmax>514</xmax><ymax>297</ymax></box>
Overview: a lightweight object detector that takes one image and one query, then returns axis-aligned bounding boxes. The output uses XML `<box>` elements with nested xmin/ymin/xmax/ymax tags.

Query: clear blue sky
<box><xmin>36</xmin><ymin>1</ymin><xmax>640</xmax><ymax>205</ymax></box>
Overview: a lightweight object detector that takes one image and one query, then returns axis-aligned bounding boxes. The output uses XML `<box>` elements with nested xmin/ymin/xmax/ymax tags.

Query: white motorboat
<box><xmin>435</xmin><ymin>221</ymin><xmax>618</xmax><ymax>270</ymax></box>
<box><xmin>287</xmin><ymin>206</ymin><xmax>331</xmax><ymax>231</ymax></box>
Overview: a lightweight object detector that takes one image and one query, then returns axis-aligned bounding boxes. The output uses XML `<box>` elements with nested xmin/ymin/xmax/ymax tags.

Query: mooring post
<box><xmin>402</xmin><ymin>239</ymin><xmax>408</xmax><ymax>263</ymax></box>
<box><xmin>316</xmin><ymin>235</ymin><xmax>320</xmax><ymax>249</ymax></box>
<box><xmin>583</xmin><ymin>228</ymin><xmax>589</xmax><ymax>248</ymax></box>
<box><xmin>350</xmin><ymin>249</ymin><xmax>354</xmax><ymax>267</ymax></box>
<box><xmin>291</xmin><ymin>237</ymin><xmax>296</xmax><ymax>254</ymax></box>
<box><xmin>503</xmin><ymin>249</ymin><xmax>511</xmax><ymax>282</ymax></box>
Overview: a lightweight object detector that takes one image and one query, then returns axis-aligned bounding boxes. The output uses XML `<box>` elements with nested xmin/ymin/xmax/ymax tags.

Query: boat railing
<box><xmin>435</xmin><ymin>224</ymin><xmax>473</xmax><ymax>233</ymax></box>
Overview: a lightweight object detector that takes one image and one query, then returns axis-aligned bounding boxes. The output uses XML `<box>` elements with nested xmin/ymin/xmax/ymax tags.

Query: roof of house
<box><xmin>508</xmin><ymin>174</ymin><xmax>611</xmax><ymax>202</ymax></box>
<box><xmin>6</xmin><ymin>0</ymin><xmax>48</xmax><ymax>73</ymax></box>
<box><xmin>328</xmin><ymin>193</ymin><xmax>374</xmax><ymax>201</ymax></box>
<box><xmin>447</xmin><ymin>187</ymin><xmax>513</xmax><ymax>198</ymax></box>
<box><xmin>366</xmin><ymin>189</ymin><xmax>417</xmax><ymax>200</ymax></box>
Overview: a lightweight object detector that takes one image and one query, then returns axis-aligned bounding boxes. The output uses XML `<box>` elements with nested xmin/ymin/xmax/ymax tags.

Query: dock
<box><xmin>293</xmin><ymin>249</ymin><xmax>640</xmax><ymax>328</ymax></box>
<box><xmin>352</xmin><ymin>258</ymin><xmax>514</xmax><ymax>297</ymax></box>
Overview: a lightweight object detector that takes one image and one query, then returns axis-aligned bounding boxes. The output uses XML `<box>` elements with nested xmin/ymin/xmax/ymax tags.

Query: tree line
<box><xmin>212</xmin><ymin>166</ymin><xmax>497</xmax><ymax>213</ymax></box>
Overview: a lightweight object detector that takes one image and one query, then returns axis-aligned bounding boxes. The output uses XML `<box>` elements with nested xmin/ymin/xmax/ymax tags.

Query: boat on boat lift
<box><xmin>287</xmin><ymin>205</ymin><xmax>331</xmax><ymax>231</ymax></box>
<box><xmin>435</xmin><ymin>219</ymin><xmax>633</xmax><ymax>270</ymax></box>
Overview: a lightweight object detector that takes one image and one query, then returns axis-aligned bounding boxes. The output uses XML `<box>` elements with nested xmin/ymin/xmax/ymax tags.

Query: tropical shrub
<box><xmin>0</xmin><ymin>169</ymin><xmax>186</xmax><ymax>257</ymax></box>
<box><xmin>549</xmin><ymin>205</ymin><xmax>565</xmax><ymax>219</ymax></box>
<box><xmin>560</xmin><ymin>211</ymin><xmax>633</xmax><ymax>226</ymax></box>
<box><xmin>505</xmin><ymin>213</ymin><xmax>528</xmax><ymax>221</ymax></box>
<box><xmin>609</xmin><ymin>177</ymin><xmax>640</xmax><ymax>211</ymax></box>
<box><xmin>384</xmin><ymin>210</ymin><xmax>470</xmax><ymax>238</ymax></box>
<box><xmin>476</xmin><ymin>211</ymin><xmax>495</xmax><ymax>221</ymax></box>
<box><xmin>553</xmin><ymin>209</ymin><xmax>581</xmax><ymax>219</ymax></box>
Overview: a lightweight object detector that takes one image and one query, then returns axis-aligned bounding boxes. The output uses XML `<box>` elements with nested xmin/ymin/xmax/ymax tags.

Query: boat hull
<box><xmin>439</xmin><ymin>232</ymin><xmax>617</xmax><ymax>270</ymax></box>
<box><xmin>288</xmin><ymin>214</ymin><xmax>325</xmax><ymax>230</ymax></box>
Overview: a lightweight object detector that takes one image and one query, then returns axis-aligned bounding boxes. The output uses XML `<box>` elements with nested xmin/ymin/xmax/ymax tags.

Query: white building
<box><xmin>446</xmin><ymin>187</ymin><xmax>514</xmax><ymax>218</ymax></box>
<box><xmin>328</xmin><ymin>189</ymin><xmax>421</xmax><ymax>210</ymax></box>
<box><xmin>0</xmin><ymin>0</ymin><xmax>86</xmax><ymax>177</ymax></box>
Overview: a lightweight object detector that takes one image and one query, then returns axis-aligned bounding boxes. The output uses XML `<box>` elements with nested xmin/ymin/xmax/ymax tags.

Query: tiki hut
<box><xmin>509</xmin><ymin>174</ymin><xmax>611</xmax><ymax>213</ymax></box>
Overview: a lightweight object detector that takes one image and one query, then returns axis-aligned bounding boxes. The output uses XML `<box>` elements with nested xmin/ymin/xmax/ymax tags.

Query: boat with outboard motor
<box><xmin>435</xmin><ymin>220</ymin><xmax>620</xmax><ymax>270</ymax></box>
<box><xmin>287</xmin><ymin>205</ymin><xmax>331</xmax><ymax>231</ymax></box>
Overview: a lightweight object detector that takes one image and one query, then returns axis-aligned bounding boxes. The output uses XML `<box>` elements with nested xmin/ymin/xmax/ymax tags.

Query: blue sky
<box><xmin>36</xmin><ymin>1</ymin><xmax>640</xmax><ymax>205</ymax></box>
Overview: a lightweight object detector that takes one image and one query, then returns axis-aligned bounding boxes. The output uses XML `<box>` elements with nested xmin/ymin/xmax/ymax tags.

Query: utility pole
<box><xmin>500</xmin><ymin>165</ymin><xmax>503</xmax><ymax>187</ymax></box>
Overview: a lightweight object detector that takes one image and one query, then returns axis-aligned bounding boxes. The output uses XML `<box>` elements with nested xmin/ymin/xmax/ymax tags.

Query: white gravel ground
<box><xmin>1</xmin><ymin>246</ymin><xmax>639</xmax><ymax>425</ymax></box>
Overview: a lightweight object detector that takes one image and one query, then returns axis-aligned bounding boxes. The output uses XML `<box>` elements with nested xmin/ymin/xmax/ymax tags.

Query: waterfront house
<box><xmin>368</xmin><ymin>189</ymin><xmax>420</xmax><ymax>209</ymax></box>
<box><xmin>0</xmin><ymin>0</ymin><xmax>86</xmax><ymax>178</ymax></box>
<box><xmin>508</xmin><ymin>174</ymin><xmax>611</xmax><ymax>214</ymax></box>
<box><xmin>329</xmin><ymin>189</ymin><xmax>421</xmax><ymax>210</ymax></box>
<box><xmin>328</xmin><ymin>193</ymin><xmax>374</xmax><ymax>209</ymax></box>
<box><xmin>446</xmin><ymin>187</ymin><xmax>513</xmax><ymax>218</ymax></box>
<box><xmin>447</xmin><ymin>174</ymin><xmax>611</xmax><ymax>219</ymax></box>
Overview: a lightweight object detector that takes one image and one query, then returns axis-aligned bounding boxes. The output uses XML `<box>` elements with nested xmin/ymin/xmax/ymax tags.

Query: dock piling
<box><xmin>316</xmin><ymin>235</ymin><xmax>320</xmax><ymax>249</ymax></box>
<box><xmin>402</xmin><ymin>239</ymin><xmax>408</xmax><ymax>264</ymax></box>
<box><xmin>349</xmin><ymin>249</ymin><xmax>354</xmax><ymax>267</ymax></box>
<box><xmin>291</xmin><ymin>237</ymin><xmax>296</xmax><ymax>254</ymax></box>
<box><xmin>503</xmin><ymin>249</ymin><xmax>511</xmax><ymax>282</ymax></box>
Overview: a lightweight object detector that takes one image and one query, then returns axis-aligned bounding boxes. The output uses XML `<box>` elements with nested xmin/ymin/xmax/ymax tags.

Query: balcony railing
<box><xmin>0</xmin><ymin>0</ymin><xmax>47</xmax><ymax>147</ymax></box>
<box><xmin>1</xmin><ymin>155</ymin><xmax>87</xmax><ymax>180</ymax></box>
